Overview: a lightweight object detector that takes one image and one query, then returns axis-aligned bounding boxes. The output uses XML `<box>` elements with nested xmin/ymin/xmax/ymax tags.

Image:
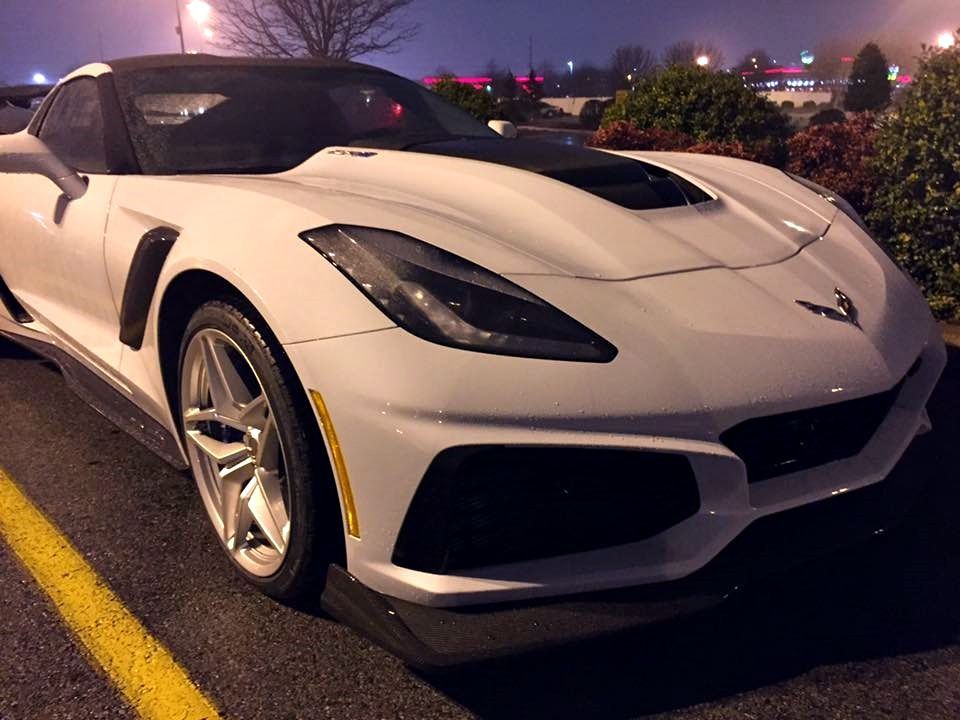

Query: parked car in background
<box><xmin>539</xmin><ymin>104</ymin><xmax>565</xmax><ymax>118</ymax></box>
<box><xmin>579</xmin><ymin>97</ymin><xmax>614</xmax><ymax>129</ymax></box>
<box><xmin>0</xmin><ymin>84</ymin><xmax>52</xmax><ymax>133</ymax></box>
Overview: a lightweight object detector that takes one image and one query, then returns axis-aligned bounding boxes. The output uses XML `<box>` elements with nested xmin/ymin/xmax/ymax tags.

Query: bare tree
<box><xmin>609</xmin><ymin>45</ymin><xmax>655</xmax><ymax>88</ymax></box>
<box><xmin>662</xmin><ymin>41</ymin><xmax>725</xmax><ymax>70</ymax></box>
<box><xmin>500</xmin><ymin>69</ymin><xmax>518</xmax><ymax>99</ymax></box>
<box><xmin>532</xmin><ymin>60</ymin><xmax>563</xmax><ymax>96</ymax></box>
<box><xmin>610</xmin><ymin>45</ymin><xmax>655</xmax><ymax>78</ymax></box>
<box><xmin>215</xmin><ymin>0</ymin><xmax>419</xmax><ymax>60</ymax></box>
<box><xmin>809</xmin><ymin>38</ymin><xmax>853</xmax><ymax>82</ymax></box>
<box><xmin>566</xmin><ymin>64</ymin><xmax>615</xmax><ymax>97</ymax></box>
<box><xmin>481</xmin><ymin>59</ymin><xmax>502</xmax><ymax>79</ymax></box>
<box><xmin>735</xmin><ymin>48</ymin><xmax>774</xmax><ymax>74</ymax></box>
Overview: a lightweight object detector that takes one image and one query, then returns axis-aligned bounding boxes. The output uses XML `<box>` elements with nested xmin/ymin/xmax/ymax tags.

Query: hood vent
<box><xmin>408</xmin><ymin>138</ymin><xmax>711</xmax><ymax>211</ymax></box>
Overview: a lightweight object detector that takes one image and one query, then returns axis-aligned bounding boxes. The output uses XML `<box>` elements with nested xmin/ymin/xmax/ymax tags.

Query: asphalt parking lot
<box><xmin>1</xmin><ymin>333</ymin><xmax>958</xmax><ymax>720</ymax></box>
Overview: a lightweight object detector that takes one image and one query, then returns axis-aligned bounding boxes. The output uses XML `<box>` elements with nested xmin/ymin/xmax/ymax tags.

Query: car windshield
<box><xmin>113</xmin><ymin>66</ymin><xmax>497</xmax><ymax>174</ymax></box>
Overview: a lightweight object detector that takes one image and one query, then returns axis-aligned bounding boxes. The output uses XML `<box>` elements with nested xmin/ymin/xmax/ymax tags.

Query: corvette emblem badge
<box><xmin>796</xmin><ymin>288</ymin><xmax>861</xmax><ymax>329</ymax></box>
<box><xmin>328</xmin><ymin>149</ymin><xmax>378</xmax><ymax>158</ymax></box>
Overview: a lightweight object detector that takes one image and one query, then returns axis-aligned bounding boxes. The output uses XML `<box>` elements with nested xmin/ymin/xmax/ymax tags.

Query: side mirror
<box><xmin>0</xmin><ymin>133</ymin><xmax>87</xmax><ymax>200</ymax></box>
<box><xmin>488</xmin><ymin>120</ymin><xmax>518</xmax><ymax>139</ymax></box>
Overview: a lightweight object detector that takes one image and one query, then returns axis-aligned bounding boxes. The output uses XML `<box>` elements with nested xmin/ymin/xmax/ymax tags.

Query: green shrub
<box><xmin>588</xmin><ymin>121</ymin><xmax>781</xmax><ymax>165</ymax></box>
<box><xmin>808</xmin><ymin>108</ymin><xmax>846</xmax><ymax>126</ymax></box>
<box><xmin>431</xmin><ymin>76</ymin><xmax>497</xmax><ymax>122</ymax></box>
<box><xmin>587</xmin><ymin>120</ymin><xmax>782</xmax><ymax>165</ymax></box>
<box><xmin>868</xmin><ymin>34</ymin><xmax>960</xmax><ymax>319</ymax></box>
<box><xmin>603</xmin><ymin>65</ymin><xmax>790</xmax><ymax>149</ymax></box>
<box><xmin>686</xmin><ymin>140</ymin><xmax>764</xmax><ymax>162</ymax></box>
<box><xmin>587</xmin><ymin>122</ymin><xmax>693</xmax><ymax>150</ymax></box>
<box><xmin>786</xmin><ymin>113</ymin><xmax>878</xmax><ymax>215</ymax></box>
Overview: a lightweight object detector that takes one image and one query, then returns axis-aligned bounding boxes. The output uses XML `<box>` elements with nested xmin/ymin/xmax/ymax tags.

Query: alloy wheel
<box><xmin>180</xmin><ymin>328</ymin><xmax>291</xmax><ymax>577</ymax></box>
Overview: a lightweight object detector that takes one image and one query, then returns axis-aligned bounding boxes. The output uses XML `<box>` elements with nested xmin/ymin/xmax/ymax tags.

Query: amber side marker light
<box><xmin>310</xmin><ymin>389</ymin><xmax>360</xmax><ymax>538</ymax></box>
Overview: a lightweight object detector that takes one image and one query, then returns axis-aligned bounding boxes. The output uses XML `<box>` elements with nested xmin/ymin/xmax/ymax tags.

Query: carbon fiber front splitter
<box><xmin>321</xmin><ymin>448</ymin><xmax>926</xmax><ymax>671</ymax></box>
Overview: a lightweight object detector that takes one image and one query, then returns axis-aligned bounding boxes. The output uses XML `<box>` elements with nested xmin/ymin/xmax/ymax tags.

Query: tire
<box><xmin>177</xmin><ymin>299</ymin><xmax>344</xmax><ymax>599</ymax></box>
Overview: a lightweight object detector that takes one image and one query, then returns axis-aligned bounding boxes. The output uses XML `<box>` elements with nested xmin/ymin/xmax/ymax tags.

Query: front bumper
<box><xmin>320</xmin><ymin>447</ymin><xmax>929</xmax><ymax>669</ymax></box>
<box><xmin>285</xmin><ymin>312</ymin><xmax>945</xmax><ymax>607</ymax></box>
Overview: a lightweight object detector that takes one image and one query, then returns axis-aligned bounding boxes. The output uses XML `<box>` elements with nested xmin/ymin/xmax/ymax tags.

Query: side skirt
<box><xmin>0</xmin><ymin>274</ymin><xmax>33</xmax><ymax>324</ymax></box>
<box><xmin>0</xmin><ymin>331</ymin><xmax>188</xmax><ymax>470</ymax></box>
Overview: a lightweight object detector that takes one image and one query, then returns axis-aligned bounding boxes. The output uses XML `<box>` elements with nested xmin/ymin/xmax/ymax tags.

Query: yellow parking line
<box><xmin>0</xmin><ymin>468</ymin><xmax>220</xmax><ymax>720</ymax></box>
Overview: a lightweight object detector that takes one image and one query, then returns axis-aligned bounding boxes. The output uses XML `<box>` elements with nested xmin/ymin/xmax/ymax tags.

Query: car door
<box><xmin>0</xmin><ymin>76</ymin><xmax>123</xmax><ymax>372</ymax></box>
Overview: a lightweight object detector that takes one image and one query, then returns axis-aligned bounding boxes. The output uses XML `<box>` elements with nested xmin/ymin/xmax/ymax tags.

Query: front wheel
<box><xmin>178</xmin><ymin>300</ymin><xmax>342</xmax><ymax>599</ymax></box>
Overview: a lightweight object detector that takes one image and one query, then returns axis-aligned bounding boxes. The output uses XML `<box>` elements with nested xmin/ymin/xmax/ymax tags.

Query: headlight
<box><xmin>786</xmin><ymin>173</ymin><xmax>873</xmax><ymax>238</ymax></box>
<box><xmin>301</xmin><ymin>225</ymin><xmax>617</xmax><ymax>362</ymax></box>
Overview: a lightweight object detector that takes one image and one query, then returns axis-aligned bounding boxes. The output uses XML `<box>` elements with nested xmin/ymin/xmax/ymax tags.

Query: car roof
<box><xmin>104</xmin><ymin>53</ymin><xmax>383</xmax><ymax>75</ymax></box>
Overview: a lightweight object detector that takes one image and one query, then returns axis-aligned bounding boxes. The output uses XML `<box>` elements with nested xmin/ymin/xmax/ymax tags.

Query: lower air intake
<box><xmin>393</xmin><ymin>446</ymin><xmax>700</xmax><ymax>574</ymax></box>
<box><xmin>720</xmin><ymin>377</ymin><xmax>906</xmax><ymax>484</ymax></box>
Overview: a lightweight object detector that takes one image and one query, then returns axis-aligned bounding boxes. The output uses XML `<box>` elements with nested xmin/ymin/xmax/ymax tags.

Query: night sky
<box><xmin>1</xmin><ymin>0</ymin><xmax>956</xmax><ymax>84</ymax></box>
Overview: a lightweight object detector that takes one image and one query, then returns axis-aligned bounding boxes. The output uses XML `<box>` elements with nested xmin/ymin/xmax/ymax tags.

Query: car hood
<box><xmin>264</xmin><ymin>142</ymin><xmax>839</xmax><ymax>280</ymax></box>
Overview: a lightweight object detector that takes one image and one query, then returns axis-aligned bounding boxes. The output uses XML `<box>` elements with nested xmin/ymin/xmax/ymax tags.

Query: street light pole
<box><xmin>174</xmin><ymin>0</ymin><xmax>186</xmax><ymax>54</ymax></box>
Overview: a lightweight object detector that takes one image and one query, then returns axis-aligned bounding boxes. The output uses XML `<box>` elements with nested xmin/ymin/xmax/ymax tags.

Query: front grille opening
<box><xmin>393</xmin><ymin>447</ymin><xmax>700</xmax><ymax>574</ymax></box>
<box><xmin>720</xmin><ymin>377</ymin><xmax>906</xmax><ymax>484</ymax></box>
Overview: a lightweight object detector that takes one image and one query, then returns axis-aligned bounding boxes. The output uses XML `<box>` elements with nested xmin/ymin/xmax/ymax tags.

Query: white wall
<box><xmin>541</xmin><ymin>97</ymin><xmax>613</xmax><ymax>116</ymax></box>
<box><xmin>763</xmin><ymin>90</ymin><xmax>833</xmax><ymax>108</ymax></box>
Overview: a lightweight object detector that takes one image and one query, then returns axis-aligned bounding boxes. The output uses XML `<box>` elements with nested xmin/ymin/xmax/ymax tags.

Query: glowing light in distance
<box><xmin>695</xmin><ymin>55</ymin><xmax>710</xmax><ymax>67</ymax></box>
<box><xmin>32</xmin><ymin>72</ymin><xmax>47</xmax><ymax>84</ymax></box>
<box><xmin>936</xmin><ymin>32</ymin><xmax>956</xmax><ymax>49</ymax></box>
<box><xmin>186</xmin><ymin>1</ymin><xmax>212</xmax><ymax>25</ymax></box>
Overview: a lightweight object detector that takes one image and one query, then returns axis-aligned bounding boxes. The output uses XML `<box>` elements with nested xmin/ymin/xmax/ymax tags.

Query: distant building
<box><xmin>741</xmin><ymin>58</ymin><xmax>912</xmax><ymax>92</ymax></box>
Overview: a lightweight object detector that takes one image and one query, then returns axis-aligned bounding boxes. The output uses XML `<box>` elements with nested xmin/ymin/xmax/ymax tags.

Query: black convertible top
<box><xmin>105</xmin><ymin>53</ymin><xmax>384</xmax><ymax>75</ymax></box>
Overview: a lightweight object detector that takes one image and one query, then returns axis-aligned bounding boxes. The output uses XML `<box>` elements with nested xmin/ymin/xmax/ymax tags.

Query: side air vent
<box><xmin>119</xmin><ymin>226</ymin><xmax>180</xmax><ymax>350</ymax></box>
<box><xmin>0</xmin><ymin>273</ymin><xmax>33</xmax><ymax>323</ymax></box>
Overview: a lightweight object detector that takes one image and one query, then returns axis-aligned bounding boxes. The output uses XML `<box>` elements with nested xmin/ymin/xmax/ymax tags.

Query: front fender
<box><xmin>103</xmin><ymin>176</ymin><xmax>395</xmax><ymax>441</ymax></box>
<box><xmin>106</xmin><ymin>176</ymin><xmax>395</xmax><ymax>347</ymax></box>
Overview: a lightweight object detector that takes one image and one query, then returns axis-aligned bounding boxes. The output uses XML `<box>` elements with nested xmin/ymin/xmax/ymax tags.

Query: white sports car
<box><xmin>0</xmin><ymin>54</ymin><xmax>946</xmax><ymax>667</ymax></box>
